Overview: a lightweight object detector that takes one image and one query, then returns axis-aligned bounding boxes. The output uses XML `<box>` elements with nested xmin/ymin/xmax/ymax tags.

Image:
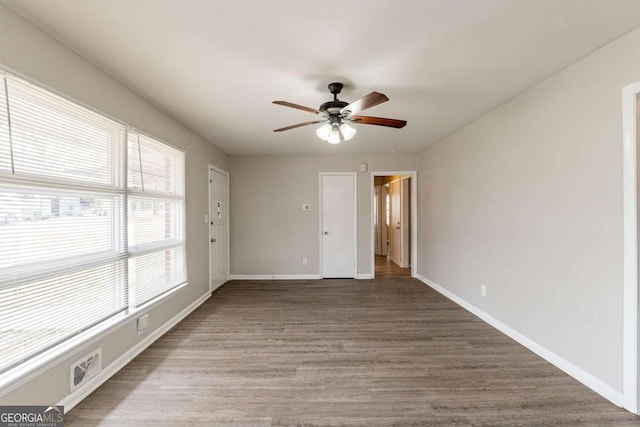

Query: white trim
<box><xmin>370</xmin><ymin>171</ymin><xmax>418</xmax><ymax>279</ymax></box>
<box><xmin>208</xmin><ymin>165</ymin><xmax>230</xmax><ymax>293</ymax></box>
<box><xmin>355</xmin><ymin>274</ymin><xmax>374</xmax><ymax>280</ymax></box>
<box><xmin>622</xmin><ymin>82</ymin><xmax>640</xmax><ymax>413</ymax></box>
<box><xmin>58</xmin><ymin>292</ymin><xmax>211</xmax><ymax>412</ymax></box>
<box><xmin>229</xmin><ymin>274</ymin><xmax>322</xmax><ymax>280</ymax></box>
<box><xmin>416</xmin><ymin>274</ymin><xmax>623</xmax><ymax>407</ymax></box>
<box><xmin>319</xmin><ymin>172</ymin><xmax>358</xmax><ymax>279</ymax></box>
<box><xmin>400</xmin><ymin>176</ymin><xmax>411</xmax><ymax>268</ymax></box>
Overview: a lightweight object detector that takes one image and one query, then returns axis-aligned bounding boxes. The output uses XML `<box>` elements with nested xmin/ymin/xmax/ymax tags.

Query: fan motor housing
<box><xmin>319</xmin><ymin>100</ymin><xmax>349</xmax><ymax>115</ymax></box>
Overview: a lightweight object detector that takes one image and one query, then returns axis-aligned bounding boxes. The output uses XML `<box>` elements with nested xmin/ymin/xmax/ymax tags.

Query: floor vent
<box><xmin>69</xmin><ymin>348</ymin><xmax>101</xmax><ymax>392</ymax></box>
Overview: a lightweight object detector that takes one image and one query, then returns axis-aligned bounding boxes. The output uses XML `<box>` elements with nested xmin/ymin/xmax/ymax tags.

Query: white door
<box><xmin>321</xmin><ymin>174</ymin><xmax>356</xmax><ymax>278</ymax></box>
<box><xmin>401</xmin><ymin>177</ymin><xmax>410</xmax><ymax>268</ymax></box>
<box><xmin>390</xmin><ymin>179</ymin><xmax>402</xmax><ymax>266</ymax></box>
<box><xmin>381</xmin><ymin>185</ymin><xmax>388</xmax><ymax>256</ymax></box>
<box><xmin>209</xmin><ymin>168</ymin><xmax>228</xmax><ymax>291</ymax></box>
<box><xmin>374</xmin><ymin>185</ymin><xmax>389</xmax><ymax>256</ymax></box>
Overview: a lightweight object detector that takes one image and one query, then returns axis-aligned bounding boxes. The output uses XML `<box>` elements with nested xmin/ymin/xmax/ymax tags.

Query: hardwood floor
<box><xmin>375</xmin><ymin>255</ymin><xmax>411</xmax><ymax>278</ymax></box>
<box><xmin>66</xmin><ymin>277</ymin><xmax>639</xmax><ymax>426</ymax></box>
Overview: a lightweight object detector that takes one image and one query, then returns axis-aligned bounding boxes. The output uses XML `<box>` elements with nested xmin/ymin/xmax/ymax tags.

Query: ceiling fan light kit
<box><xmin>273</xmin><ymin>82</ymin><xmax>406</xmax><ymax>144</ymax></box>
<box><xmin>315</xmin><ymin>121</ymin><xmax>357</xmax><ymax>144</ymax></box>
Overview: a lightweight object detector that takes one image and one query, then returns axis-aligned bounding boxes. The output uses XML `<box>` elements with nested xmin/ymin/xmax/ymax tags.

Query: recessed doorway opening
<box><xmin>370</xmin><ymin>171</ymin><xmax>417</xmax><ymax>279</ymax></box>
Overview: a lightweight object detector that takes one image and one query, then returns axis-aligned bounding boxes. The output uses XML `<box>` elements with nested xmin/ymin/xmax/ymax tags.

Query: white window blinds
<box><xmin>127</xmin><ymin>133</ymin><xmax>186</xmax><ymax>307</ymax></box>
<box><xmin>0</xmin><ymin>72</ymin><xmax>186</xmax><ymax>378</ymax></box>
<box><xmin>6</xmin><ymin>77</ymin><xmax>125</xmax><ymax>186</ymax></box>
<box><xmin>0</xmin><ymin>79</ymin><xmax>11</xmax><ymax>173</ymax></box>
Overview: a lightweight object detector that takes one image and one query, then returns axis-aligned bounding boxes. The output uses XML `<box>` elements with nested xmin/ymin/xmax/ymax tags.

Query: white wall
<box><xmin>230</xmin><ymin>154</ymin><xmax>417</xmax><ymax>277</ymax></box>
<box><xmin>418</xmin><ymin>26</ymin><xmax>640</xmax><ymax>395</ymax></box>
<box><xmin>0</xmin><ymin>4</ymin><xmax>228</xmax><ymax>405</ymax></box>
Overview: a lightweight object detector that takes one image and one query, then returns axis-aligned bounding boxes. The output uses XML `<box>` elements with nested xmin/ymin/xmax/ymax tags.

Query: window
<box><xmin>0</xmin><ymin>72</ymin><xmax>186</xmax><ymax>378</ymax></box>
<box><xmin>127</xmin><ymin>133</ymin><xmax>186</xmax><ymax>307</ymax></box>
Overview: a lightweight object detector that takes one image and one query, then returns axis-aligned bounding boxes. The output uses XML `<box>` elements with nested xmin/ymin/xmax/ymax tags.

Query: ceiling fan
<box><xmin>273</xmin><ymin>82</ymin><xmax>407</xmax><ymax>144</ymax></box>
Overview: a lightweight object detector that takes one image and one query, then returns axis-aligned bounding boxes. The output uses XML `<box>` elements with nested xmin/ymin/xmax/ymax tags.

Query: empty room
<box><xmin>2</xmin><ymin>0</ymin><xmax>640</xmax><ymax>425</ymax></box>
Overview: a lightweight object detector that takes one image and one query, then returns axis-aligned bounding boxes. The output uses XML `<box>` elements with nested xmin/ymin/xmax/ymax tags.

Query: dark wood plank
<box><xmin>340</xmin><ymin>91</ymin><xmax>388</xmax><ymax>116</ymax></box>
<box><xmin>65</xmin><ymin>276</ymin><xmax>639</xmax><ymax>426</ymax></box>
<box><xmin>350</xmin><ymin>116</ymin><xmax>407</xmax><ymax>128</ymax></box>
<box><xmin>273</xmin><ymin>120</ymin><xmax>325</xmax><ymax>132</ymax></box>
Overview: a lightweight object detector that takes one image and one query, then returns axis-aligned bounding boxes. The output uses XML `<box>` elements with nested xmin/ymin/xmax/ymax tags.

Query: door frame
<box><xmin>622</xmin><ymin>82</ymin><xmax>639</xmax><ymax>414</ymax></box>
<box><xmin>208</xmin><ymin>164</ymin><xmax>230</xmax><ymax>293</ymax></box>
<box><xmin>370</xmin><ymin>171</ymin><xmax>418</xmax><ymax>278</ymax></box>
<box><xmin>373</xmin><ymin>185</ymin><xmax>389</xmax><ymax>257</ymax></box>
<box><xmin>319</xmin><ymin>172</ymin><xmax>357</xmax><ymax>278</ymax></box>
<box><xmin>401</xmin><ymin>176</ymin><xmax>411</xmax><ymax>268</ymax></box>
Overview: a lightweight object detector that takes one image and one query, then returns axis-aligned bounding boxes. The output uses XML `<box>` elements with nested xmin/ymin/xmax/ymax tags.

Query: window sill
<box><xmin>0</xmin><ymin>281</ymin><xmax>189</xmax><ymax>397</ymax></box>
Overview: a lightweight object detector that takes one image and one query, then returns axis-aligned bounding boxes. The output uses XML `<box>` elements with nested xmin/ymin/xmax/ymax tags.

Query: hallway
<box><xmin>375</xmin><ymin>254</ymin><xmax>411</xmax><ymax>279</ymax></box>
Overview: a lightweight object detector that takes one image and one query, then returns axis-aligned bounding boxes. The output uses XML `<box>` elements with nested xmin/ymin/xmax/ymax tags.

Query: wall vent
<box><xmin>69</xmin><ymin>348</ymin><xmax>102</xmax><ymax>392</ymax></box>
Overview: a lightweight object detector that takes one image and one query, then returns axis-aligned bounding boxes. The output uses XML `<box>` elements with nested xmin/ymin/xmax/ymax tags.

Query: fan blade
<box><xmin>273</xmin><ymin>120</ymin><xmax>326</xmax><ymax>132</ymax></box>
<box><xmin>273</xmin><ymin>101</ymin><xmax>320</xmax><ymax>114</ymax></box>
<box><xmin>340</xmin><ymin>92</ymin><xmax>389</xmax><ymax>116</ymax></box>
<box><xmin>350</xmin><ymin>116</ymin><xmax>407</xmax><ymax>128</ymax></box>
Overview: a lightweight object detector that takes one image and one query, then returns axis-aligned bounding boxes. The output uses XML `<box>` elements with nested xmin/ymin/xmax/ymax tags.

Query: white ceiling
<box><xmin>4</xmin><ymin>0</ymin><xmax>640</xmax><ymax>155</ymax></box>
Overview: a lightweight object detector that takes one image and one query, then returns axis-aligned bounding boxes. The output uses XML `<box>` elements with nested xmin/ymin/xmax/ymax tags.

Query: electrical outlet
<box><xmin>302</xmin><ymin>257</ymin><xmax>308</xmax><ymax>265</ymax></box>
<box><xmin>137</xmin><ymin>313</ymin><xmax>149</xmax><ymax>336</ymax></box>
<box><xmin>480</xmin><ymin>284</ymin><xmax>487</xmax><ymax>297</ymax></box>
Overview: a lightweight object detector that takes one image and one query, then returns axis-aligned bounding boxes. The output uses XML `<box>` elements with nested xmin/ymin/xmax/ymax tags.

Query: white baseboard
<box><xmin>229</xmin><ymin>274</ymin><xmax>375</xmax><ymax>280</ymax></box>
<box><xmin>229</xmin><ymin>274</ymin><xmax>321</xmax><ymax>280</ymax></box>
<box><xmin>58</xmin><ymin>292</ymin><xmax>211</xmax><ymax>412</ymax></box>
<box><xmin>416</xmin><ymin>274</ymin><xmax>623</xmax><ymax>407</ymax></box>
<box><xmin>210</xmin><ymin>279</ymin><xmax>229</xmax><ymax>293</ymax></box>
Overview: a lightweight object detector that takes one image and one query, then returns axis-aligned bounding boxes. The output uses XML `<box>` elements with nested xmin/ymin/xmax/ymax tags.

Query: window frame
<box><xmin>0</xmin><ymin>69</ymin><xmax>189</xmax><ymax>393</ymax></box>
<box><xmin>126</xmin><ymin>130</ymin><xmax>187</xmax><ymax>308</ymax></box>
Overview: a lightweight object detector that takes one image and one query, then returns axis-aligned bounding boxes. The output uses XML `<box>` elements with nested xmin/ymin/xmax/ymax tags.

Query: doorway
<box><xmin>209</xmin><ymin>166</ymin><xmax>229</xmax><ymax>292</ymax></box>
<box><xmin>320</xmin><ymin>172</ymin><xmax>356</xmax><ymax>278</ymax></box>
<box><xmin>622</xmin><ymin>83</ymin><xmax>640</xmax><ymax>414</ymax></box>
<box><xmin>371</xmin><ymin>172</ymin><xmax>417</xmax><ymax>279</ymax></box>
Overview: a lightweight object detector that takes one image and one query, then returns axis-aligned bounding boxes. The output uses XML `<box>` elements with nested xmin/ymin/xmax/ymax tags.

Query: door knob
<box><xmin>211</xmin><ymin>238</ymin><xmax>216</xmax><ymax>243</ymax></box>
<box><xmin>324</xmin><ymin>231</ymin><xmax>329</xmax><ymax>235</ymax></box>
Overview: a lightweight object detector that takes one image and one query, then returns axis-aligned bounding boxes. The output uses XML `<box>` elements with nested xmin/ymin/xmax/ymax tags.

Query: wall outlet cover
<box><xmin>137</xmin><ymin>313</ymin><xmax>150</xmax><ymax>336</ymax></box>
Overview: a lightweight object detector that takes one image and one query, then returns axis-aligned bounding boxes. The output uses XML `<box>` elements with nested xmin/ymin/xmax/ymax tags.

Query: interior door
<box><xmin>209</xmin><ymin>168</ymin><xmax>228</xmax><ymax>291</ymax></box>
<box><xmin>380</xmin><ymin>185</ymin><xmax>388</xmax><ymax>256</ymax></box>
<box><xmin>321</xmin><ymin>174</ymin><xmax>355</xmax><ymax>278</ymax></box>
<box><xmin>390</xmin><ymin>179</ymin><xmax>401</xmax><ymax>266</ymax></box>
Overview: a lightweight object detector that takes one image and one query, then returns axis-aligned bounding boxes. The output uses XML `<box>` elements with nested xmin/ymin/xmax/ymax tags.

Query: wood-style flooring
<box><xmin>375</xmin><ymin>255</ymin><xmax>411</xmax><ymax>278</ymax></box>
<box><xmin>66</xmin><ymin>275</ymin><xmax>639</xmax><ymax>426</ymax></box>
